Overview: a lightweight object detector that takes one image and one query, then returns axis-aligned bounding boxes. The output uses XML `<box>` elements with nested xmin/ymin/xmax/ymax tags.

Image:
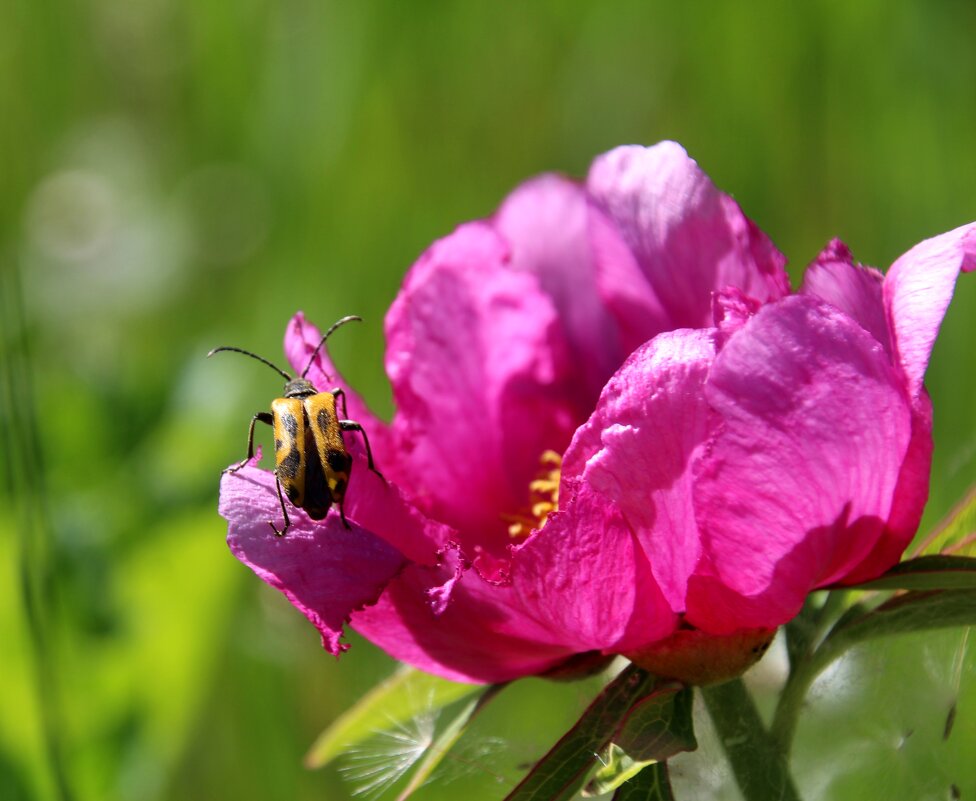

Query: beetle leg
<box><xmin>339</xmin><ymin>420</ymin><xmax>386</xmax><ymax>482</ymax></box>
<box><xmin>269</xmin><ymin>475</ymin><xmax>291</xmax><ymax>536</ymax></box>
<box><xmin>225</xmin><ymin>412</ymin><xmax>273</xmax><ymax>473</ymax></box>
<box><xmin>338</xmin><ymin>499</ymin><xmax>351</xmax><ymax>530</ymax></box>
<box><xmin>332</xmin><ymin>388</ymin><xmax>349</xmax><ymax>420</ymax></box>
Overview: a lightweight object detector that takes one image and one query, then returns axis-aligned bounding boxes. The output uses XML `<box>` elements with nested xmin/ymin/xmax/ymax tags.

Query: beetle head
<box><xmin>283</xmin><ymin>377</ymin><xmax>318</xmax><ymax>399</ymax></box>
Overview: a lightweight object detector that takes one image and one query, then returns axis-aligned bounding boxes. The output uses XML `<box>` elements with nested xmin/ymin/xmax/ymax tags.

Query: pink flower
<box><xmin>219</xmin><ymin>142</ymin><xmax>975</xmax><ymax>684</ymax></box>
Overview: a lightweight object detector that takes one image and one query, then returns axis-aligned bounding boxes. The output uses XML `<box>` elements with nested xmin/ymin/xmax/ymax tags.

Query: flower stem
<box><xmin>809</xmin><ymin>590</ymin><xmax>850</xmax><ymax>650</ymax></box>
<box><xmin>768</xmin><ymin>660</ymin><xmax>818</xmax><ymax>758</ymax></box>
<box><xmin>770</xmin><ymin>590</ymin><xmax>850</xmax><ymax>754</ymax></box>
<box><xmin>701</xmin><ymin>679</ymin><xmax>802</xmax><ymax>801</ymax></box>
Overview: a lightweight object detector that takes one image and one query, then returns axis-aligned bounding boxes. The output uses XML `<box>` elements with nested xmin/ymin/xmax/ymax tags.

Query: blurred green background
<box><xmin>2</xmin><ymin>1</ymin><xmax>975</xmax><ymax>799</ymax></box>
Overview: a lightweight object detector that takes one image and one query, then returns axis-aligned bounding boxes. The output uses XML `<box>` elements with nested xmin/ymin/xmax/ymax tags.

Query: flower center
<box><xmin>505</xmin><ymin>450</ymin><xmax>562</xmax><ymax>540</ymax></box>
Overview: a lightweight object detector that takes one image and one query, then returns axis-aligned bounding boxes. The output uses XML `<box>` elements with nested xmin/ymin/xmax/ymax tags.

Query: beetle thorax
<box><xmin>283</xmin><ymin>377</ymin><xmax>317</xmax><ymax>399</ymax></box>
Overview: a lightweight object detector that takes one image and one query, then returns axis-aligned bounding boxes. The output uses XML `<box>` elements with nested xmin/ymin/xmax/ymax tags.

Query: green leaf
<box><xmin>612</xmin><ymin>762</ymin><xmax>675</xmax><ymax>801</ymax></box>
<box><xmin>304</xmin><ymin>667</ymin><xmax>481</xmax><ymax>769</ymax></box>
<box><xmin>502</xmin><ymin>666</ymin><xmax>691</xmax><ymax>801</ymax></box>
<box><xmin>396</xmin><ymin>683</ymin><xmax>505</xmax><ymax>800</ymax></box>
<box><xmin>614</xmin><ymin>684</ymin><xmax>696</xmax><ymax>761</ymax></box>
<box><xmin>820</xmin><ymin>589</ymin><xmax>976</xmax><ymax>659</ymax></box>
<box><xmin>847</xmin><ymin>555</ymin><xmax>976</xmax><ymax>590</ymax></box>
<box><xmin>582</xmin><ymin>684</ymin><xmax>693</xmax><ymax>796</ymax></box>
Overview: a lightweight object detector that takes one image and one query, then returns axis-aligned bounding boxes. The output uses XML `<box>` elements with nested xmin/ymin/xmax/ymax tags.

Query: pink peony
<box><xmin>219</xmin><ymin>142</ymin><xmax>975</xmax><ymax>684</ymax></box>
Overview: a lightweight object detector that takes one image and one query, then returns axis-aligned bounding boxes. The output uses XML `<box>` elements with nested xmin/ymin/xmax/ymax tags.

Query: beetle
<box><xmin>209</xmin><ymin>315</ymin><xmax>383</xmax><ymax>535</ymax></box>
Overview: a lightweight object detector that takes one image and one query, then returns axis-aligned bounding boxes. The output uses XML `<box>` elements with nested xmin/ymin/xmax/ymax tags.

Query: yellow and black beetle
<box><xmin>209</xmin><ymin>315</ymin><xmax>383</xmax><ymax>535</ymax></box>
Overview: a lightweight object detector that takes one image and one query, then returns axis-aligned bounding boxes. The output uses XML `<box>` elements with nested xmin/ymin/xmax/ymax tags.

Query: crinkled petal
<box><xmin>712</xmin><ymin>287</ymin><xmax>762</xmax><ymax>344</ymax></box>
<box><xmin>493</xmin><ymin>174</ymin><xmax>628</xmax><ymax>405</ymax></box>
<box><xmin>384</xmin><ymin>221</ymin><xmax>577</xmax><ymax>554</ymax></box>
<box><xmin>511</xmin><ymin>483</ymin><xmax>676</xmax><ymax>653</ymax></box>
<box><xmin>220</xmin><ymin>465</ymin><xmax>406</xmax><ymax>655</ymax></box>
<box><xmin>561</xmin><ymin>328</ymin><xmax>717</xmax><ymax>612</ymax></box>
<box><xmin>883</xmin><ymin>222</ymin><xmax>976</xmax><ymax>402</ymax></box>
<box><xmin>690</xmin><ymin>295</ymin><xmax>915</xmax><ymax>631</ymax></box>
<box><xmin>423</xmin><ymin>543</ymin><xmax>466</xmax><ymax>616</ymax></box>
<box><xmin>586</xmin><ymin>142</ymin><xmax>790</xmax><ymax>341</ymax></box>
<box><xmin>801</xmin><ymin>239</ymin><xmax>891</xmax><ymax>355</ymax></box>
<box><xmin>352</xmin><ymin>558</ymin><xmax>577</xmax><ymax>684</ymax></box>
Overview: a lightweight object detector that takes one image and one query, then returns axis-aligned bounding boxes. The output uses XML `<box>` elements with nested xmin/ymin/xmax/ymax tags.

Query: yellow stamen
<box><xmin>505</xmin><ymin>450</ymin><xmax>562</xmax><ymax>540</ymax></box>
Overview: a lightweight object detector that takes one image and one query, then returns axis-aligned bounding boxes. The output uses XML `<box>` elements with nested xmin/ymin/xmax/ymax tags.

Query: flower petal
<box><xmin>220</xmin><ymin>465</ymin><xmax>406</xmax><ymax>655</ymax></box>
<box><xmin>586</xmin><ymin>141</ymin><xmax>790</xmax><ymax>341</ymax></box>
<box><xmin>883</xmin><ymin>222</ymin><xmax>976</xmax><ymax>402</ymax></box>
<box><xmin>586</xmin><ymin>201</ymin><xmax>671</xmax><ymax>355</ymax></box>
<box><xmin>712</xmin><ymin>287</ymin><xmax>762</xmax><ymax>344</ymax></box>
<box><xmin>493</xmin><ymin>174</ymin><xmax>629</xmax><ymax>404</ymax></box>
<box><xmin>691</xmin><ymin>295</ymin><xmax>915</xmax><ymax>631</ymax></box>
<box><xmin>512</xmin><ymin>483</ymin><xmax>676</xmax><ymax>653</ymax></box>
<box><xmin>384</xmin><ymin>221</ymin><xmax>578</xmax><ymax>554</ymax></box>
<box><xmin>340</xmin><ymin>437</ymin><xmax>453</xmax><ymax>565</ymax></box>
<box><xmin>801</xmin><ymin>239</ymin><xmax>891</xmax><ymax>354</ymax></box>
<box><xmin>562</xmin><ymin>328</ymin><xmax>717</xmax><ymax>613</ymax></box>
<box><xmin>840</xmin><ymin>396</ymin><xmax>933</xmax><ymax>585</ymax></box>
<box><xmin>352</xmin><ymin>559</ymin><xmax>577</xmax><ymax>684</ymax></box>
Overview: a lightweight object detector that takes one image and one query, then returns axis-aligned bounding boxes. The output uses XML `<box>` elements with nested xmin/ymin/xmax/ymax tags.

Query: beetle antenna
<box><xmin>208</xmin><ymin>347</ymin><xmax>293</xmax><ymax>381</ymax></box>
<box><xmin>300</xmin><ymin>315</ymin><xmax>362</xmax><ymax>379</ymax></box>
